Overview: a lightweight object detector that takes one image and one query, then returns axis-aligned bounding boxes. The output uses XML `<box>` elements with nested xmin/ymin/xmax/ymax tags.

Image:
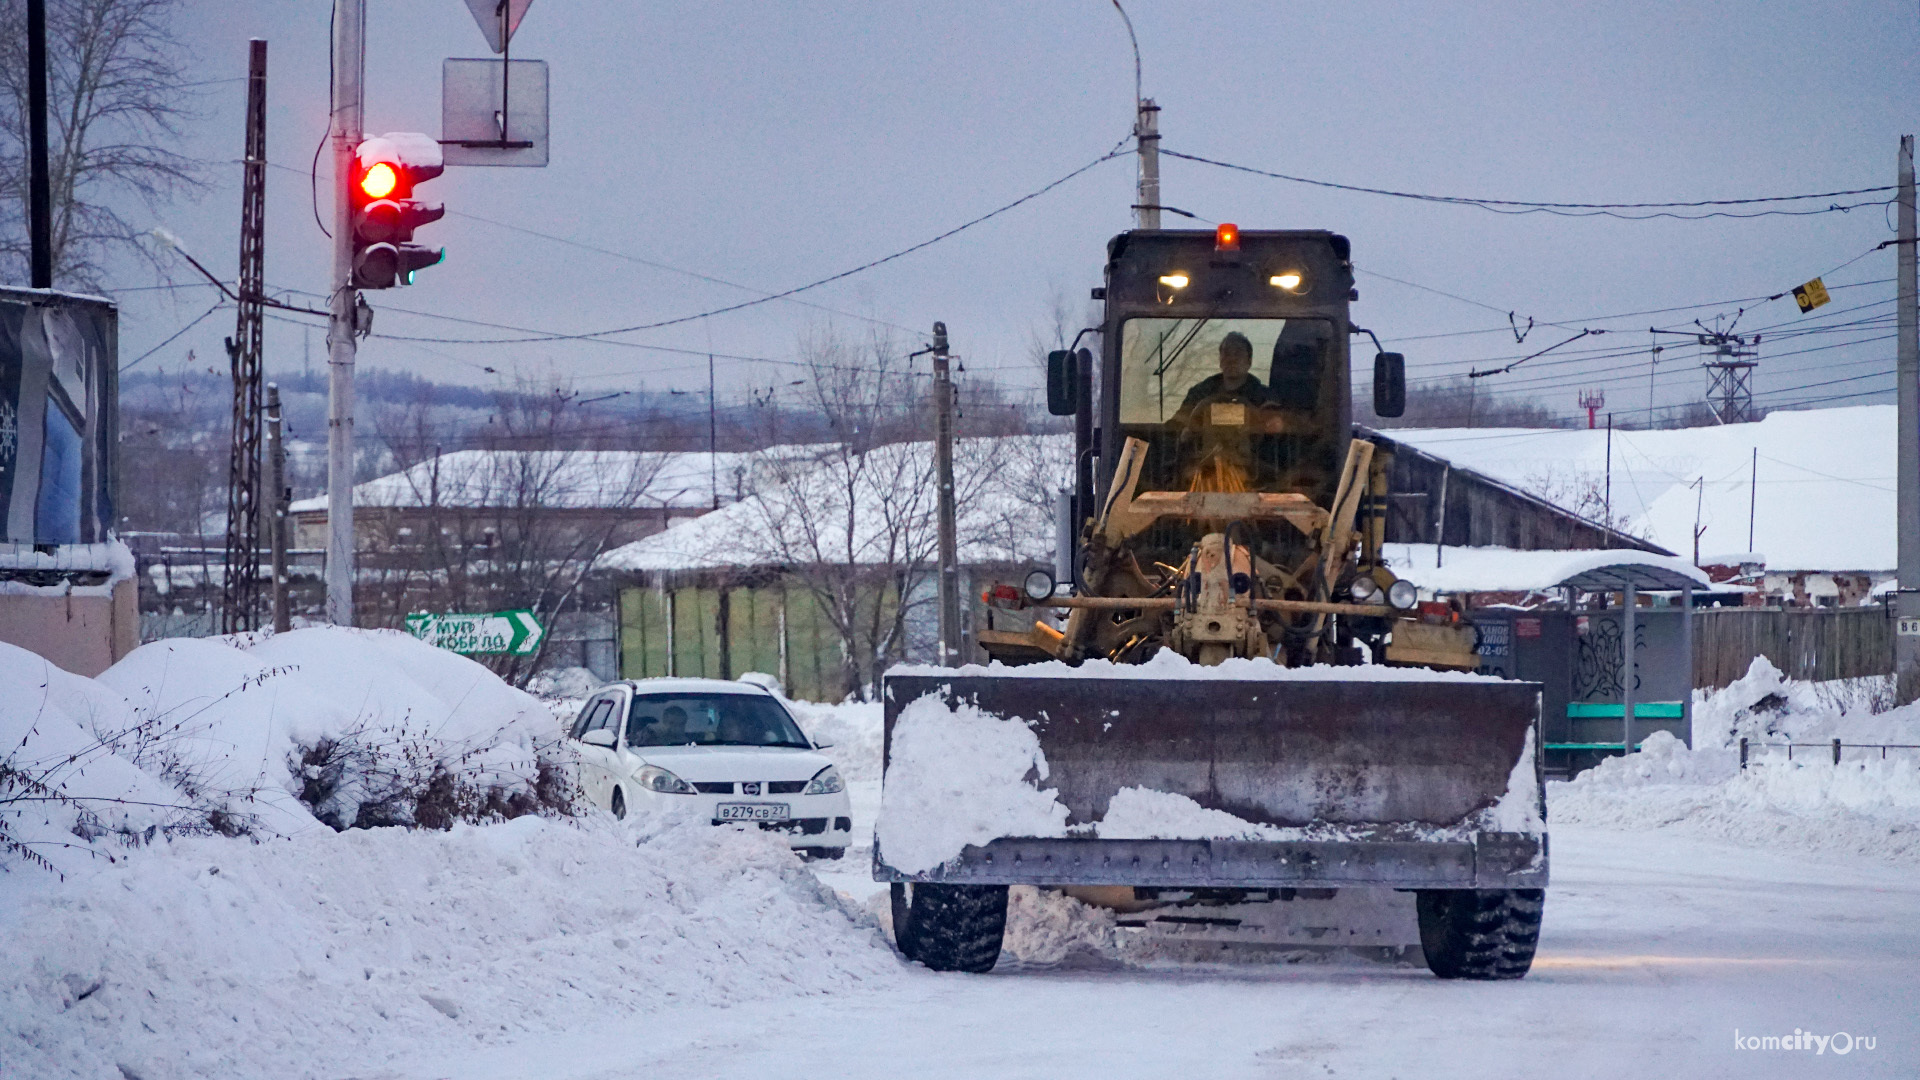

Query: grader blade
<box><xmin>876</xmin><ymin>672</ymin><xmax>1545</xmax><ymax>890</ymax></box>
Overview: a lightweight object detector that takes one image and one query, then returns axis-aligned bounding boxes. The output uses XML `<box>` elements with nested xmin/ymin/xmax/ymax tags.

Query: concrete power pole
<box><xmin>1135</xmin><ymin>99</ymin><xmax>1161</xmax><ymax>230</ymax></box>
<box><xmin>266</xmin><ymin>384</ymin><xmax>290</xmax><ymax>633</ymax></box>
<box><xmin>931</xmin><ymin>322</ymin><xmax>961</xmax><ymax>666</ymax></box>
<box><xmin>1896</xmin><ymin>134</ymin><xmax>1919</xmax><ymax>704</ymax></box>
<box><xmin>324</xmin><ymin>0</ymin><xmax>365</xmax><ymax>625</ymax></box>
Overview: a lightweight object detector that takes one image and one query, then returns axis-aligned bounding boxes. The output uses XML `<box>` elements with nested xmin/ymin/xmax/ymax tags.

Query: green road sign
<box><xmin>404</xmin><ymin>609</ymin><xmax>545</xmax><ymax>655</ymax></box>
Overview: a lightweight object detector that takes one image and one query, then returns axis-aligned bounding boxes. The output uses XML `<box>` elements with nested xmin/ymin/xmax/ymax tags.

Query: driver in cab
<box><xmin>1168</xmin><ymin>331</ymin><xmax>1290</xmax><ymax>434</ymax></box>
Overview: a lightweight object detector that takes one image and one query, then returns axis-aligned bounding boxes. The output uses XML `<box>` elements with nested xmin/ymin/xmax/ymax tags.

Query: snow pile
<box><xmin>999</xmin><ymin>886</ymin><xmax>1121</xmax><ymax>966</ymax></box>
<box><xmin>875</xmin><ymin>694</ymin><xmax>1068</xmax><ymax>873</ymax></box>
<box><xmin>1550</xmin><ymin>659</ymin><xmax>1920</xmax><ymax>862</ymax></box>
<box><xmin>0</xmin><ymin>646</ymin><xmax>200</xmax><ymax>868</ymax></box>
<box><xmin>891</xmin><ymin>648</ymin><xmax>1503</xmax><ymax>683</ymax></box>
<box><xmin>2</xmin><ymin>628</ymin><xmax>570</xmax><ymax>874</ymax></box>
<box><xmin>524</xmin><ymin>665</ymin><xmax>603</xmax><ymax>700</ymax></box>
<box><xmin>786</xmin><ymin>697</ymin><xmax>885</xmax><ymax>782</ymax></box>
<box><xmin>0</xmin><ymin>814</ymin><xmax>900</xmax><ymax>1080</ymax></box>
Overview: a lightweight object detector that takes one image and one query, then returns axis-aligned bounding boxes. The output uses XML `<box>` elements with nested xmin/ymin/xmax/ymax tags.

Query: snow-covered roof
<box><xmin>1385</xmin><ymin>406</ymin><xmax>1894</xmax><ymax>572</ymax></box>
<box><xmin>1381</xmin><ymin>543</ymin><xmax>1713</xmax><ymax>594</ymax></box>
<box><xmin>599</xmin><ymin>435</ymin><xmax>1069</xmax><ymax>574</ymax></box>
<box><xmin>289</xmin><ymin>448</ymin><xmax>780</xmax><ymax>514</ymax></box>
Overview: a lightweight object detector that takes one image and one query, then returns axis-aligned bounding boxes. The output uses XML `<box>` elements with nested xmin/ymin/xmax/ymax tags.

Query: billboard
<box><xmin>0</xmin><ymin>288</ymin><xmax>117</xmax><ymax>545</ymax></box>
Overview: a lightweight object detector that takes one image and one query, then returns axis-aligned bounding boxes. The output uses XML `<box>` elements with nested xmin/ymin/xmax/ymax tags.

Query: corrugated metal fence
<box><xmin>1693</xmin><ymin>607</ymin><xmax>1893</xmax><ymax>689</ymax></box>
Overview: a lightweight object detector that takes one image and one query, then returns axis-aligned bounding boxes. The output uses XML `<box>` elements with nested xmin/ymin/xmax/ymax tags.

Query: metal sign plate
<box><xmin>442</xmin><ymin>59</ymin><xmax>548</xmax><ymax>166</ymax></box>
<box><xmin>1898</xmin><ymin>617</ymin><xmax>1920</xmax><ymax>637</ymax></box>
<box><xmin>404</xmin><ymin>609</ymin><xmax>546</xmax><ymax>654</ymax></box>
<box><xmin>1792</xmin><ymin>276</ymin><xmax>1831</xmax><ymax>313</ymax></box>
<box><xmin>463</xmin><ymin>0</ymin><xmax>534</xmax><ymax>53</ymax></box>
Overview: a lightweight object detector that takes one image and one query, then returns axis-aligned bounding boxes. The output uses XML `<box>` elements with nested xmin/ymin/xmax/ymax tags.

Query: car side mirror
<box><xmin>1373</xmin><ymin>352</ymin><xmax>1406</xmax><ymax>418</ymax></box>
<box><xmin>581</xmin><ymin>728</ymin><xmax>616</xmax><ymax>748</ymax></box>
<box><xmin>1046</xmin><ymin>349</ymin><xmax>1079</xmax><ymax>416</ymax></box>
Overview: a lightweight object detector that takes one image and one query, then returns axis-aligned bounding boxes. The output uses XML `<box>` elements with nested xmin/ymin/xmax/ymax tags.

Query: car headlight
<box><xmin>1350</xmin><ymin>576</ymin><xmax>1380</xmax><ymax>603</ymax></box>
<box><xmin>804</xmin><ymin>765</ymin><xmax>844</xmax><ymax>795</ymax></box>
<box><xmin>1387</xmin><ymin>579</ymin><xmax>1419</xmax><ymax>610</ymax></box>
<box><xmin>637</xmin><ymin>765</ymin><xmax>695</xmax><ymax>794</ymax></box>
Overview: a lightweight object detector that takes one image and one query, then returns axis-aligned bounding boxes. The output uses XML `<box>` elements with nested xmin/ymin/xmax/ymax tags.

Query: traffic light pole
<box><xmin>325</xmin><ymin>0</ymin><xmax>364</xmax><ymax>625</ymax></box>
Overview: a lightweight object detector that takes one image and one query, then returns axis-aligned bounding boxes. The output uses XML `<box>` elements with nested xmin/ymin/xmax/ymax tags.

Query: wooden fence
<box><xmin>1693</xmin><ymin>607</ymin><xmax>1894</xmax><ymax>689</ymax></box>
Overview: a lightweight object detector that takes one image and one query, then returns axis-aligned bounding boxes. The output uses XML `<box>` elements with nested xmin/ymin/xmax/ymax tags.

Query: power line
<box><xmin>120</xmin><ymin>302</ymin><xmax>227</xmax><ymax>372</ymax></box>
<box><xmin>1161</xmin><ymin>148</ymin><xmax>1894</xmax><ymax>220</ymax></box>
<box><xmin>267</xmin><ymin>144</ymin><xmax>1131</xmax><ymax>347</ymax></box>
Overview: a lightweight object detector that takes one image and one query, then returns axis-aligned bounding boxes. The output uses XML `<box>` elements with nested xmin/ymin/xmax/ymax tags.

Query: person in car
<box><xmin>642</xmin><ymin>704</ymin><xmax>690</xmax><ymax>745</ymax></box>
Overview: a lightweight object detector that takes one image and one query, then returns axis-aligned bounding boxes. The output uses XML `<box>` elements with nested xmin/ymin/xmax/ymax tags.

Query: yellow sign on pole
<box><xmin>1792</xmin><ymin>276</ymin><xmax>1831</xmax><ymax>313</ymax></box>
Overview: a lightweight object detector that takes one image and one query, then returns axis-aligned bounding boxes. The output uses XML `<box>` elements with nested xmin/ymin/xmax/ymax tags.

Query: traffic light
<box><xmin>351</xmin><ymin>133</ymin><xmax>445</xmax><ymax>289</ymax></box>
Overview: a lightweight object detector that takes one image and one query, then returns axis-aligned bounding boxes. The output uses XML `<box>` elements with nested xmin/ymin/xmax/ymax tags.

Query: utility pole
<box><xmin>1748</xmin><ymin>447</ymin><xmax>1758</xmax><ymax>553</ymax></box>
<box><xmin>708</xmin><ymin>352</ymin><xmax>718</xmax><ymax>510</ymax></box>
<box><xmin>1135</xmin><ymin>99</ymin><xmax>1161</xmax><ymax>230</ymax></box>
<box><xmin>222</xmin><ymin>39</ymin><xmax>268</xmax><ymax>634</ymax></box>
<box><xmin>26</xmin><ymin>0</ymin><xmax>51</xmax><ymax>287</ymax></box>
<box><xmin>931</xmin><ymin>322</ymin><xmax>961</xmax><ymax>666</ymax></box>
<box><xmin>1604</xmin><ymin>413</ymin><xmax>1613</xmax><ymax>545</ymax></box>
<box><xmin>266</xmin><ymin>383</ymin><xmax>290</xmax><ymax>633</ymax></box>
<box><xmin>325</xmin><ymin>0</ymin><xmax>365</xmax><ymax>625</ymax></box>
<box><xmin>1896</xmin><ymin>134</ymin><xmax>1919</xmax><ymax>704</ymax></box>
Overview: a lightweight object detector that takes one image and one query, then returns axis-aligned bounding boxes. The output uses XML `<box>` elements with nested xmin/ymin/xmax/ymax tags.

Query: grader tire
<box><xmin>890</xmin><ymin>882</ymin><xmax>1008</xmax><ymax>974</ymax></box>
<box><xmin>1416</xmin><ymin>888</ymin><xmax>1544</xmax><ymax>980</ymax></box>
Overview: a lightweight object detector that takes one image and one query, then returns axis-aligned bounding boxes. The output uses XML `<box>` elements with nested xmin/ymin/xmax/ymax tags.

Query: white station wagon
<box><xmin>568</xmin><ymin>677</ymin><xmax>852</xmax><ymax>859</ymax></box>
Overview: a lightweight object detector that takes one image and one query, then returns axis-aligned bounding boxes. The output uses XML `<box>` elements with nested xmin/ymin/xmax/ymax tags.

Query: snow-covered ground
<box><xmin>6</xmin><ymin>656</ymin><xmax>1918</xmax><ymax>1078</ymax></box>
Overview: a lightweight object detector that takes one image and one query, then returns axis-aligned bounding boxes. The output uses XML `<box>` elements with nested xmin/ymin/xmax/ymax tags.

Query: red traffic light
<box><xmin>350</xmin><ymin>134</ymin><xmax>445</xmax><ymax>290</ymax></box>
<box><xmin>359</xmin><ymin>161</ymin><xmax>398</xmax><ymax>199</ymax></box>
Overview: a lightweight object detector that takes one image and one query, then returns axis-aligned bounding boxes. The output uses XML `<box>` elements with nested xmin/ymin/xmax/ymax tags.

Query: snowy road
<box><xmin>430</xmin><ymin>823</ymin><xmax>1917</xmax><ymax>1080</ymax></box>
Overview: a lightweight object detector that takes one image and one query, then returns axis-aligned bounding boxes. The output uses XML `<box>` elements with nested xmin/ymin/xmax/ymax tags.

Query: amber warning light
<box><xmin>1215</xmin><ymin>223</ymin><xmax>1240</xmax><ymax>251</ymax></box>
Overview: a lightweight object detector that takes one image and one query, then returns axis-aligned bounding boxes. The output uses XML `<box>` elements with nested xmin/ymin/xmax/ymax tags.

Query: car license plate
<box><xmin>716</xmin><ymin>803</ymin><xmax>790</xmax><ymax>822</ymax></box>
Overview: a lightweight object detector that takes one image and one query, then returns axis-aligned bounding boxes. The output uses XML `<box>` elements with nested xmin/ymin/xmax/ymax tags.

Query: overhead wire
<box><xmin>1160</xmin><ymin>147</ymin><xmax>1894</xmax><ymax>220</ymax></box>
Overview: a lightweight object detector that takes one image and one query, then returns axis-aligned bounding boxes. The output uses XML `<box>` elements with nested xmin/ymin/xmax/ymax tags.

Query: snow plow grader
<box><xmin>875</xmin><ymin>228</ymin><xmax>1547</xmax><ymax>979</ymax></box>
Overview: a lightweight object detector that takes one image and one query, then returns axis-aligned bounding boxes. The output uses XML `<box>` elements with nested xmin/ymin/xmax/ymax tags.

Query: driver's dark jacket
<box><xmin>1178</xmin><ymin>373</ymin><xmax>1271</xmax><ymax>415</ymax></box>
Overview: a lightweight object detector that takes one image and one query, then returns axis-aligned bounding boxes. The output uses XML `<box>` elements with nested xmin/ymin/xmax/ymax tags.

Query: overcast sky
<box><xmin>108</xmin><ymin>1</ymin><xmax>1918</xmax><ymax>424</ymax></box>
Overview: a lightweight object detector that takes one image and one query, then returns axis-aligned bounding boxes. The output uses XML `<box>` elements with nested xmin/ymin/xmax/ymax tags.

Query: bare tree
<box><xmin>1363</xmin><ymin>377</ymin><xmax>1563</xmax><ymax>430</ymax></box>
<box><xmin>356</xmin><ymin>377</ymin><xmax>668</xmax><ymax>684</ymax></box>
<box><xmin>0</xmin><ymin>0</ymin><xmax>197</xmax><ymax>289</ymax></box>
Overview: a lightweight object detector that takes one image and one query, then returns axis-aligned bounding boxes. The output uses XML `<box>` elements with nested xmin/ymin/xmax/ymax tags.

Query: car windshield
<box><xmin>625</xmin><ymin>693</ymin><xmax>812</xmax><ymax>749</ymax></box>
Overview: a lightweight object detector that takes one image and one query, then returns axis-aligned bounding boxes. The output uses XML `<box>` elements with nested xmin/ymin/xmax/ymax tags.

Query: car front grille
<box><xmin>693</xmin><ymin>782</ymin><xmax>733</xmax><ymax>794</ymax></box>
<box><xmin>767</xmin><ymin>780</ymin><xmax>807</xmax><ymax>794</ymax></box>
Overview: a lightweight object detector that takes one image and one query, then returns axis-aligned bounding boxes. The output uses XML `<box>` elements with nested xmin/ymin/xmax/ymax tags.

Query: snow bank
<box><xmin>786</xmin><ymin>697</ymin><xmax>885</xmax><ymax>782</ymax></box>
<box><xmin>875</xmin><ymin>694</ymin><xmax>1068</xmax><ymax>873</ymax></box>
<box><xmin>890</xmin><ymin>648</ymin><xmax>1504</xmax><ymax>683</ymax></box>
<box><xmin>0</xmin><ymin>644</ymin><xmax>200</xmax><ymax>868</ymax></box>
<box><xmin>0</xmin><ymin>814</ymin><xmax>900</xmax><ymax>1080</ymax></box>
<box><xmin>1550</xmin><ymin>659</ymin><xmax>1920</xmax><ymax>862</ymax></box>
<box><xmin>3</xmin><ymin>628</ymin><xmax>570</xmax><ymax>875</ymax></box>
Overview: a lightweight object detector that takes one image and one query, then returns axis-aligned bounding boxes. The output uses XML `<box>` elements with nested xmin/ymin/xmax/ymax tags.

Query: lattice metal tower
<box><xmin>221</xmin><ymin>40</ymin><xmax>268</xmax><ymax>633</ymax></box>
<box><xmin>1653</xmin><ymin>322</ymin><xmax>1760</xmax><ymax>425</ymax></box>
<box><xmin>1700</xmin><ymin>331</ymin><xmax>1759</xmax><ymax>425</ymax></box>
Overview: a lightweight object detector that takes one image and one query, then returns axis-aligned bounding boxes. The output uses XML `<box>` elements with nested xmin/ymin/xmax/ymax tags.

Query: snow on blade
<box><xmin>890</xmin><ymin>648</ymin><xmax>1504</xmax><ymax>682</ymax></box>
<box><xmin>1095</xmin><ymin>787</ymin><xmax>1285</xmax><ymax>841</ymax></box>
<box><xmin>1476</xmin><ymin>727</ymin><xmax>1545</xmax><ymax>835</ymax></box>
<box><xmin>876</xmin><ymin>694</ymin><xmax>1069</xmax><ymax>873</ymax></box>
